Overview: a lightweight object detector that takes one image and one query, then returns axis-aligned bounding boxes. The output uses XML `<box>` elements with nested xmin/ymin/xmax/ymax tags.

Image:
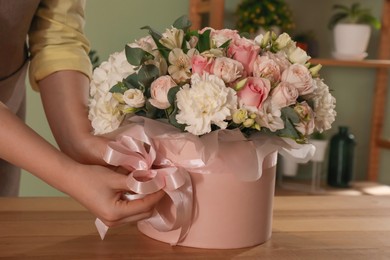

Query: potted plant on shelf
<box><xmin>328</xmin><ymin>2</ymin><xmax>381</xmax><ymax>60</ymax></box>
<box><xmin>235</xmin><ymin>0</ymin><xmax>295</xmax><ymax>37</ymax></box>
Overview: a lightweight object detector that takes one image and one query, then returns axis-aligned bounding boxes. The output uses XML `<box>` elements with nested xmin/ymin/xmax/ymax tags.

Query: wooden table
<box><xmin>1</xmin><ymin>196</ymin><xmax>389</xmax><ymax>259</ymax></box>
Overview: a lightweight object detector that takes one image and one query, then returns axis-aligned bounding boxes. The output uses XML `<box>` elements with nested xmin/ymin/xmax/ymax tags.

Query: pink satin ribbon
<box><xmin>95</xmin><ymin>117</ymin><xmax>315</xmax><ymax>244</ymax></box>
<box><xmin>96</xmin><ymin>125</ymin><xmax>193</xmax><ymax>245</ymax></box>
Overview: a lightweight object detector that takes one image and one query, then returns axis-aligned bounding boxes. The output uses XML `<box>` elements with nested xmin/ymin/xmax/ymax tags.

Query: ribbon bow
<box><xmin>95</xmin><ymin>125</ymin><xmax>193</xmax><ymax>245</ymax></box>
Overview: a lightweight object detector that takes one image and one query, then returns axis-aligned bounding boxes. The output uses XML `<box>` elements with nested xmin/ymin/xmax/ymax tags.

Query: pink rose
<box><xmin>281</xmin><ymin>64</ymin><xmax>314</xmax><ymax>95</ymax></box>
<box><xmin>264</xmin><ymin>51</ymin><xmax>290</xmax><ymax>73</ymax></box>
<box><xmin>211</xmin><ymin>29</ymin><xmax>241</xmax><ymax>47</ymax></box>
<box><xmin>149</xmin><ymin>75</ymin><xmax>177</xmax><ymax>109</ymax></box>
<box><xmin>237</xmin><ymin>77</ymin><xmax>271</xmax><ymax>109</ymax></box>
<box><xmin>212</xmin><ymin>57</ymin><xmax>244</xmax><ymax>83</ymax></box>
<box><xmin>191</xmin><ymin>55</ymin><xmax>213</xmax><ymax>75</ymax></box>
<box><xmin>253</xmin><ymin>56</ymin><xmax>281</xmax><ymax>84</ymax></box>
<box><xmin>228</xmin><ymin>38</ymin><xmax>260</xmax><ymax>76</ymax></box>
<box><xmin>270</xmin><ymin>82</ymin><xmax>299</xmax><ymax>108</ymax></box>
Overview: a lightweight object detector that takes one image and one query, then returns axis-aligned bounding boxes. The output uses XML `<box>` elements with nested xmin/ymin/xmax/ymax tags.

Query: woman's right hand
<box><xmin>67</xmin><ymin>163</ymin><xmax>166</xmax><ymax>227</ymax></box>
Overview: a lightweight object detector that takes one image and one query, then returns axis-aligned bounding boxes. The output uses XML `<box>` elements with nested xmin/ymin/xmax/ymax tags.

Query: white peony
<box><xmin>175</xmin><ymin>73</ymin><xmax>237</xmax><ymax>135</ymax></box>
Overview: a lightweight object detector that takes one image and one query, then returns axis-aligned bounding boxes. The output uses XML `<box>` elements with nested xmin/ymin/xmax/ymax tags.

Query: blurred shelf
<box><xmin>310</xmin><ymin>58</ymin><xmax>390</xmax><ymax>68</ymax></box>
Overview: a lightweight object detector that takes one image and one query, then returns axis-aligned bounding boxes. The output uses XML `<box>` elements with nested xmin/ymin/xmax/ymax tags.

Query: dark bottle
<box><xmin>327</xmin><ymin>126</ymin><xmax>356</xmax><ymax>188</ymax></box>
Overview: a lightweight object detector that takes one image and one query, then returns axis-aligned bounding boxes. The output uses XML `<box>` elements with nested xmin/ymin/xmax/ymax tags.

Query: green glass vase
<box><xmin>327</xmin><ymin>126</ymin><xmax>356</xmax><ymax>188</ymax></box>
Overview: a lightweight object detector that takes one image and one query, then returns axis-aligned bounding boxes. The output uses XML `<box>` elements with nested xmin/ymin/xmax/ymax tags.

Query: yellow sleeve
<box><xmin>28</xmin><ymin>0</ymin><xmax>92</xmax><ymax>91</ymax></box>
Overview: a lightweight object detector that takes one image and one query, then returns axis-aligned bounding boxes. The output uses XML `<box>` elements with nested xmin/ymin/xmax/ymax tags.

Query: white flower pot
<box><xmin>280</xmin><ymin>156</ymin><xmax>299</xmax><ymax>177</ymax></box>
<box><xmin>310</xmin><ymin>140</ymin><xmax>328</xmax><ymax>162</ymax></box>
<box><xmin>332</xmin><ymin>23</ymin><xmax>371</xmax><ymax>59</ymax></box>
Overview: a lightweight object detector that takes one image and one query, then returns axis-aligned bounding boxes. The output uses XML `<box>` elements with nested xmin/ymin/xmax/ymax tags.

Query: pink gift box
<box><xmin>96</xmin><ymin>118</ymin><xmax>313</xmax><ymax>248</ymax></box>
<box><xmin>137</xmin><ymin>151</ymin><xmax>277</xmax><ymax>249</ymax></box>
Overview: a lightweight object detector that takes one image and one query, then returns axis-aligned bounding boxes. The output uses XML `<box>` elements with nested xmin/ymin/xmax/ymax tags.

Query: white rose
<box><xmin>149</xmin><ymin>76</ymin><xmax>176</xmax><ymax>109</ymax></box>
<box><xmin>123</xmin><ymin>89</ymin><xmax>145</xmax><ymax>108</ymax></box>
<box><xmin>212</xmin><ymin>57</ymin><xmax>244</xmax><ymax>83</ymax></box>
<box><xmin>287</xmin><ymin>46</ymin><xmax>311</xmax><ymax>64</ymax></box>
<box><xmin>275</xmin><ymin>33</ymin><xmax>292</xmax><ymax>50</ymax></box>
<box><xmin>176</xmin><ymin>73</ymin><xmax>237</xmax><ymax>135</ymax></box>
<box><xmin>281</xmin><ymin>64</ymin><xmax>314</xmax><ymax>95</ymax></box>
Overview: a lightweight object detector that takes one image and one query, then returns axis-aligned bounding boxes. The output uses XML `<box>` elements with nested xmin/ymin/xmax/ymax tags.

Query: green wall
<box><xmin>20</xmin><ymin>0</ymin><xmax>389</xmax><ymax>196</ymax></box>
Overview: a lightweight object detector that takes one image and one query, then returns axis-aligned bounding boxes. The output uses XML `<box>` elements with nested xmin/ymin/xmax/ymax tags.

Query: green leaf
<box><xmin>125</xmin><ymin>45</ymin><xmax>154</xmax><ymax>66</ymax></box>
<box><xmin>219</xmin><ymin>39</ymin><xmax>231</xmax><ymax>49</ymax></box>
<box><xmin>140</xmin><ymin>26</ymin><xmax>171</xmax><ymax>60</ymax></box>
<box><xmin>138</xmin><ymin>64</ymin><xmax>159</xmax><ymax>92</ymax></box>
<box><xmin>144</xmin><ymin>100</ymin><xmax>165</xmax><ymax>119</ymax></box>
<box><xmin>277</xmin><ymin>117</ymin><xmax>300</xmax><ymax>140</ymax></box>
<box><xmin>197</xmin><ymin>29</ymin><xmax>211</xmax><ymax>52</ymax></box>
<box><xmin>123</xmin><ymin>73</ymin><xmax>141</xmax><ymax>89</ymax></box>
<box><xmin>140</xmin><ymin>25</ymin><xmax>163</xmax><ymax>41</ymax></box>
<box><xmin>109</xmin><ymin>82</ymin><xmax>128</xmax><ymax>94</ymax></box>
<box><xmin>168</xmin><ymin>102</ymin><xmax>185</xmax><ymax>130</ymax></box>
<box><xmin>167</xmin><ymin>86</ymin><xmax>180</xmax><ymax>106</ymax></box>
<box><xmin>173</xmin><ymin>15</ymin><xmax>192</xmax><ymax>32</ymax></box>
<box><xmin>281</xmin><ymin>107</ymin><xmax>300</xmax><ymax>124</ymax></box>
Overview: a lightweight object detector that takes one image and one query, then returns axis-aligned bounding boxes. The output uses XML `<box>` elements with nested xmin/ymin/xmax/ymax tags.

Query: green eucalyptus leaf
<box><xmin>123</xmin><ymin>73</ymin><xmax>141</xmax><ymax>89</ymax></box>
<box><xmin>138</xmin><ymin>64</ymin><xmax>159</xmax><ymax>92</ymax></box>
<box><xmin>109</xmin><ymin>82</ymin><xmax>128</xmax><ymax>94</ymax></box>
<box><xmin>281</xmin><ymin>107</ymin><xmax>300</xmax><ymax>124</ymax></box>
<box><xmin>168</xmin><ymin>102</ymin><xmax>185</xmax><ymax>130</ymax></box>
<box><xmin>140</xmin><ymin>26</ymin><xmax>171</xmax><ymax>60</ymax></box>
<box><xmin>140</xmin><ymin>25</ymin><xmax>163</xmax><ymax>41</ymax></box>
<box><xmin>145</xmin><ymin>100</ymin><xmax>158</xmax><ymax>118</ymax></box>
<box><xmin>172</xmin><ymin>15</ymin><xmax>192</xmax><ymax>32</ymax></box>
<box><xmin>167</xmin><ymin>86</ymin><xmax>180</xmax><ymax>106</ymax></box>
<box><xmin>125</xmin><ymin>45</ymin><xmax>154</xmax><ymax>66</ymax></box>
<box><xmin>277</xmin><ymin>118</ymin><xmax>300</xmax><ymax>140</ymax></box>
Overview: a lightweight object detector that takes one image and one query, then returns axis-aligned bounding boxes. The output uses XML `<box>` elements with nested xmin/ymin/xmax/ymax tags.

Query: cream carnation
<box><xmin>309</xmin><ymin>79</ymin><xmax>337</xmax><ymax>132</ymax></box>
<box><xmin>175</xmin><ymin>73</ymin><xmax>237</xmax><ymax>135</ymax></box>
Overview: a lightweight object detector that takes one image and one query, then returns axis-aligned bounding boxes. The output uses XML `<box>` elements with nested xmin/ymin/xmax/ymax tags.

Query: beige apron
<box><xmin>0</xmin><ymin>0</ymin><xmax>40</xmax><ymax>196</ymax></box>
<box><xmin>0</xmin><ymin>62</ymin><xmax>27</xmax><ymax>196</ymax></box>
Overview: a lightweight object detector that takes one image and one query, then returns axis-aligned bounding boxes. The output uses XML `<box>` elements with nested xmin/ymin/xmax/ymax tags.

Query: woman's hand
<box><xmin>68</xmin><ymin>164</ymin><xmax>165</xmax><ymax>227</ymax></box>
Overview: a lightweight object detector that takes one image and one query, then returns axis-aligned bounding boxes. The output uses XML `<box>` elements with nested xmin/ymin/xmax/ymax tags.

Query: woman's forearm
<box><xmin>38</xmin><ymin>70</ymin><xmax>108</xmax><ymax>164</ymax></box>
<box><xmin>0</xmin><ymin>102</ymin><xmax>77</xmax><ymax>192</ymax></box>
<box><xmin>0</xmin><ymin>102</ymin><xmax>165</xmax><ymax>225</ymax></box>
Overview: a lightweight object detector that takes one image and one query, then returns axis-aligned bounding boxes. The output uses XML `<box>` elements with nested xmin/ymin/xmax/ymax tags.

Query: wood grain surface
<box><xmin>0</xmin><ymin>196</ymin><xmax>389</xmax><ymax>259</ymax></box>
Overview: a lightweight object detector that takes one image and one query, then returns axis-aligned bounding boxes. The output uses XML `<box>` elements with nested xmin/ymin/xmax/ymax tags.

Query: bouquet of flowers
<box><xmin>89</xmin><ymin>15</ymin><xmax>336</xmax><ymax>144</ymax></box>
<box><xmin>89</xmin><ymin>16</ymin><xmax>336</xmax><ymax>248</ymax></box>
